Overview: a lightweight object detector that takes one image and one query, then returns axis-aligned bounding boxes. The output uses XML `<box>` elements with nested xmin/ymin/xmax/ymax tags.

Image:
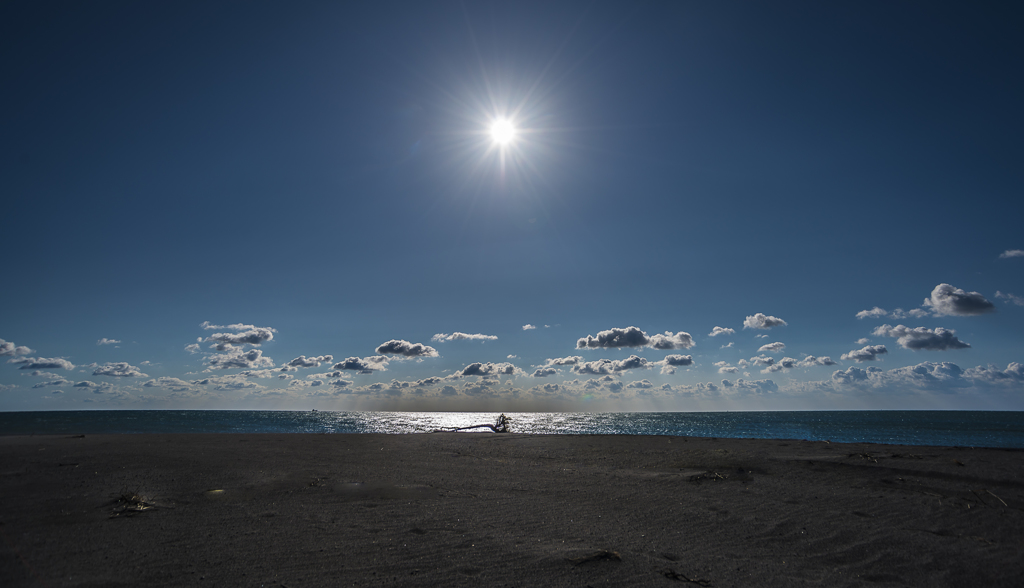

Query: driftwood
<box><xmin>441</xmin><ymin>413</ymin><xmax>512</xmax><ymax>433</ymax></box>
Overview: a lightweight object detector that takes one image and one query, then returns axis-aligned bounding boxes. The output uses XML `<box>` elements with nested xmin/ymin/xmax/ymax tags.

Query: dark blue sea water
<box><xmin>1</xmin><ymin>411</ymin><xmax>1022</xmax><ymax>448</ymax></box>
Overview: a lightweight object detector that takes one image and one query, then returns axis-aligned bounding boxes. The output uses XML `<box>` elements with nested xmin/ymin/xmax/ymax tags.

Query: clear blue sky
<box><xmin>3</xmin><ymin>1</ymin><xmax>1023</xmax><ymax>411</ymax></box>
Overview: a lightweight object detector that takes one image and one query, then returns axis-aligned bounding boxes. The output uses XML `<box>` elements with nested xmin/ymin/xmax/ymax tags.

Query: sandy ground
<box><xmin>1</xmin><ymin>433</ymin><xmax>1022</xmax><ymax>587</ymax></box>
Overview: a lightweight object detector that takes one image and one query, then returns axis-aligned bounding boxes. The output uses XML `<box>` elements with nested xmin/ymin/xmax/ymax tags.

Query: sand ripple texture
<box><xmin>1</xmin><ymin>433</ymin><xmax>1022</xmax><ymax>587</ymax></box>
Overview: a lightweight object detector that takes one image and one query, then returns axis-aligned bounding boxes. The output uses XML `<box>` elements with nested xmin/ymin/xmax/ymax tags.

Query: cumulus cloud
<box><xmin>73</xmin><ymin>380</ymin><xmax>112</xmax><ymax>391</ymax></box>
<box><xmin>841</xmin><ymin>345</ymin><xmax>888</xmax><ymax>362</ymax></box>
<box><xmin>572</xmin><ymin>355</ymin><xmax>652</xmax><ymax>375</ymax></box>
<box><xmin>0</xmin><ymin>339</ymin><xmax>33</xmax><ymax>357</ymax></box>
<box><xmin>799</xmin><ymin>356</ymin><xmax>837</xmax><ymax>367</ymax></box>
<box><xmin>532</xmin><ymin>367</ymin><xmax>558</xmax><ymax>377</ymax></box>
<box><xmin>721</xmin><ymin>342</ymin><xmax>734</xmax><ymax>349</ymax></box>
<box><xmin>714</xmin><ymin>361</ymin><xmax>739</xmax><ymax>374</ymax></box>
<box><xmin>827</xmin><ymin>361</ymin><xmax>1023</xmax><ymax>394</ymax></box>
<box><xmin>872</xmin><ymin>324</ymin><xmax>970</xmax><ymax>351</ymax></box>
<box><xmin>32</xmin><ymin>377</ymin><xmax>70</xmax><ymax>389</ymax></box>
<box><xmin>577</xmin><ymin>326</ymin><xmax>694</xmax><ymax>350</ymax></box>
<box><xmin>375</xmin><ymin>340</ymin><xmax>439</xmax><ymax>358</ymax></box>
<box><xmin>200</xmin><ymin>321</ymin><xmax>269</xmax><ymax>331</ymax></box>
<box><xmin>207</xmin><ymin>348</ymin><xmax>274</xmax><ymax>370</ymax></box>
<box><xmin>93</xmin><ymin>362</ymin><xmax>148</xmax><ymax>377</ymax></box>
<box><xmin>285</xmin><ymin>355</ymin><xmax>334</xmax><ymax>368</ymax></box>
<box><xmin>332</xmin><ymin>356</ymin><xmax>389</xmax><ymax>373</ymax></box>
<box><xmin>856</xmin><ymin>338</ymin><xmax>870</xmax><ymax>345</ymax></box>
<box><xmin>963</xmin><ymin>362</ymin><xmax>1024</xmax><ymax>384</ymax></box>
<box><xmin>750</xmin><ymin>355</ymin><xmax>774</xmax><ymax>366</ymax></box>
<box><xmin>758</xmin><ymin>341</ymin><xmax>785</xmax><ymax>353</ymax></box>
<box><xmin>855</xmin><ymin>307</ymin><xmax>888</xmax><ymax>320</ymax></box>
<box><xmin>708</xmin><ymin>326</ymin><xmax>735</xmax><ymax>337</ymax></box>
<box><xmin>193</xmin><ymin>375</ymin><xmax>263</xmax><ymax>391</ymax></box>
<box><xmin>522</xmin><ymin>324</ymin><xmax>536</xmax><ymax>330</ymax></box>
<box><xmin>143</xmin><ymin>377</ymin><xmax>196</xmax><ymax>391</ymax></box>
<box><xmin>995</xmin><ymin>291</ymin><xmax>1024</xmax><ymax>307</ymax></box>
<box><xmin>663</xmin><ymin>354</ymin><xmax>694</xmax><ymax>366</ymax></box>
<box><xmin>999</xmin><ymin>249</ymin><xmax>1024</xmax><ymax>259</ymax></box>
<box><xmin>923</xmin><ymin>284</ymin><xmax>995</xmax><ymax>316</ymax></box>
<box><xmin>184</xmin><ymin>343</ymin><xmax>201</xmax><ymax>354</ymax></box>
<box><xmin>544</xmin><ymin>356</ymin><xmax>583</xmax><ymax>366</ymax></box>
<box><xmin>96</xmin><ymin>338</ymin><xmax>120</xmax><ymax>345</ymax></box>
<box><xmin>9</xmin><ymin>357</ymin><xmax>74</xmax><ymax>370</ymax></box>
<box><xmin>658</xmin><ymin>354</ymin><xmax>693</xmax><ymax>375</ymax></box>
<box><xmin>626</xmin><ymin>379</ymin><xmax>654</xmax><ymax>389</ymax></box>
<box><xmin>455</xmin><ymin>362</ymin><xmax>521</xmax><ymax>377</ymax></box>
<box><xmin>649</xmin><ymin>331</ymin><xmax>696</xmax><ymax>350</ymax></box>
<box><xmin>743</xmin><ymin>313</ymin><xmax>787</xmax><ymax>330</ymax></box>
<box><xmin>721</xmin><ymin>378</ymin><xmax>778</xmax><ymax>394</ymax></box>
<box><xmin>206</xmin><ymin>327</ymin><xmax>275</xmax><ymax>347</ymax></box>
<box><xmin>431</xmin><ymin>332</ymin><xmax>498</xmax><ymax>342</ymax></box>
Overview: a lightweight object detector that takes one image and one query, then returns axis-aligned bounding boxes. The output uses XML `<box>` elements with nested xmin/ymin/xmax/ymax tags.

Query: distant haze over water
<box><xmin>1</xmin><ymin>411</ymin><xmax>1022</xmax><ymax>449</ymax></box>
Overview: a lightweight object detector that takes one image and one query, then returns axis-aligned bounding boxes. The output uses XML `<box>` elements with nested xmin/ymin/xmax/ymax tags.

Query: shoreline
<box><xmin>2</xmin><ymin>433</ymin><xmax>1022</xmax><ymax>586</ymax></box>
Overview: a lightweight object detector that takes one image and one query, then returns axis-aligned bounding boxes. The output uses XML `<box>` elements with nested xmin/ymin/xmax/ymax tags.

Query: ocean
<box><xmin>1</xmin><ymin>410</ymin><xmax>1022</xmax><ymax>448</ymax></box>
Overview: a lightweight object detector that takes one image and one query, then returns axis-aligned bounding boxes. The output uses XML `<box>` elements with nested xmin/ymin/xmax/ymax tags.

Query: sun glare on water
<box><xmin>490</xmin><ymin>118</ymin><xmax>515</xmax><ymax>144</ymax></box>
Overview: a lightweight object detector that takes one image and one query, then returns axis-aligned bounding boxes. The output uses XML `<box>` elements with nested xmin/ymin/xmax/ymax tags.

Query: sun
<box><xmin>490</xmin><ymin>118</ymin><xmax>516</xmax><ymax>144</ymax></box>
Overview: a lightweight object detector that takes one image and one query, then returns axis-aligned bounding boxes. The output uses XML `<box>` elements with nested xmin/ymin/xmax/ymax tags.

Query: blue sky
<box><xmin>2</xmin><ymin>1</ymin><xmax>1023</xmax><ymax>411</ymax></box>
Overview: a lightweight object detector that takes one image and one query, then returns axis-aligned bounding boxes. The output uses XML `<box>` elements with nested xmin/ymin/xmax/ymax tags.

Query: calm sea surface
<box><xmin>1</xmin><ymin>411</ymin><xmax>1022</xmax><ymax>448</ymax></box>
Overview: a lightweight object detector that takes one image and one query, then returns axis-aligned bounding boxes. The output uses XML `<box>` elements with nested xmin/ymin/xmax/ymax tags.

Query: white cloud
<box><xmin>375</xmin><ymin>340</ymin><xmax>439</xmax><ymax>358</ymax></box>
<box><xmin>855</xmin><ymin>307</ymin><xmax>888</xmax><ymax>320</ymax></box>
<box><xmin>0</xmin><ymin>339</ymin><xmax>33</xmax><ymax>357</ymax></box>
<box><xmin>8</xmin><ymin>357</ymin><xmax>74</xmax><ymax>370</ymax></box>
<box><xmin>999</xmin><ymin>249</ymin><xmax>1024</xmax><ymax>259</ymax></box>
<box><xmin>758</xmin><ymin>341</ymin><xmax>785</xmax><ymax>353</ymax></box>
<box><xmin>759</xmin><ymin>355</ymin><xmax>836</xmax><ymax>373</ymax></box>
<box><xmin>872</xmin><ymin>324</ymin><xmax>970</xmax><ymax>351</ymax></box>
<box><xmin>193</xmin><ymin>375</ymin><xmax>263</xmax><ymax>391</ymax></box>
<box><xmin>184</xmin><ymin>343</ymin><xmax>201</xmax><ymax>354</ymax></box>
<box><xmin>841</xmin><ymin>345</ymin><xmax>888</xmax><ymax>362</ymax></box>
<box><xmin>995</xmin><ymin>291</ymin><xmax>1024</xmax><ymax>306</ymax></box>
<box><xmin>856</xmin><ymin>338</ymin><xmax>870</xmax><ymax>345</ymax></box>
<box><xmin>93</xmin><ymin>362</ymin><xmax>148</xmax><ymax>378</ymax></box>
<box><xmin>206</xmin><ymin>327</ymin><xmax>275</xmax><ymax>347</ymax></box>
<box><xmin>522</xmin><ymin>324</ymin><xmax>537</xmax><ymax>330</ymax></box>
<box><xmin>827</xmin><ymin>361</ymin><xmax>1022</xmax><ymax>393</ymax></box>
<box><xmin>73</xmin><ymin>380</ymin><xmax>113</xmax><ymax>392</ymax></box>
<box><xmin>572</xmin><ymin>355</ymin><xmax>652</xmax><ymax>375</ymax></box>
<box><xmin>332</xmin><ymin>356</ymin><xmax>390</xmax><ymax>373</ymax></box>
<box><xmin>708</xmin><ymin>326</ymin><xmax>735</xmax><ymax>337</ymax></box>
<box><xmin>200</xmin><ymin>321</ymin><xmax>270</xmax><ymax>331</ymax></box>
<box><xmin>455</xmin><ymin>362</ymin><xmax>522</xmax><ymax>377</ymax></box>
<box><xmin>431</xmin><ymin>332</ymin><xmax>498</xmax><ymax>342</ymax></box>
<box><xmin>207</xmin><ymin>348</ymin><xmax>274</xmax><ymax>370</ymax></box>
<box><xmin>658</xmin><ymin>354</ymin><xmax>693</xmax><ymax>374</ymax></box>
<box><xmin>743</xmin><ymin>313</ymin><xmax>787</xmax><ymax>330</ymax></box>
<box><xmin>32</xmin><ymin>377</ymin><xmax>70</xmax><ymax>389</ymax></box>
<box><xmin>285</xmin><ymin>355</ymin><xmax>334</xmax><ymax>368</ymax></box>
<box><xmin>714</xmin><ymin>361</ymin><xmax>739</xmax><ymax>374</ymax></box>
<box><xmin>720</xmin><ymin>378</ymin><xmax>778</xmax><ymax>394</ymax></box>
<box><xmin>923</xmin><ymin>283</ymin><xmax>995</xmax><ymax>316</ymax></box>
<box><xmin>720</xmin><ymin>342</ymin><xmax>734</xmax><ymax>349</ymax></box>
<box><xmin>577</xmin><ymin>326</ymin><xmax>694</xmax><ymax>350</ymax></box>
<box><xmin>143</xmin><ymin>377</ymin><xmax>196</xmax><ymax>391</ymax></box>
<box><xmin>96</xmin><ymin>338</ymin><xmax>120</xmax><ymax>346</ymax></box>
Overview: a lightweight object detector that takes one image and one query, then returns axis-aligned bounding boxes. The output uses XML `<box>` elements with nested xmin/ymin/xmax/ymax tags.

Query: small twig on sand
<box><xmin>663</xmin><ymin>569</ymin><xmax>713</xmax><ymax>586</ymax></box>
<box><xmin>986</xmin><ymin>489</ymin><xmax>1008</xmax><ymax>507</ymax></box>
<box><xmin>110</xmin><ymin>486</ymin><xmax>156</xmax><ymax>518</ymax></box>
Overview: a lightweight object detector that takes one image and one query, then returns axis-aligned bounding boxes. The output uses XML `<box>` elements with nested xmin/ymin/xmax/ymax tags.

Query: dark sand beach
<box><xmin>2</xmin><ymin>433</ymin><xmax>1022</xmax><ymax>587</ymax></box>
